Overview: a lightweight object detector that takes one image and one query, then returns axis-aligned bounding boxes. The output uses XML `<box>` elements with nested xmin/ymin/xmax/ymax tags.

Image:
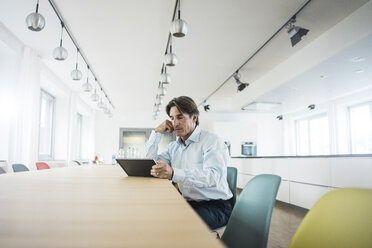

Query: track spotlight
<box><xmin>233</xmin><ymin>71</ymin><xmax>249</xmax><ymax>92</ymax></box>
<box><xmin>71</xmin><ymin>48</ymin><xmax>82</xmax><ymax>80</ymax></box>
<box><xmin>276</xmin><ymin>115</ymin><xmax>283</xmax><ymax>120</ymax></box>
<box><xmin>204</xmin><ymin>104</ymin><xmax>210</xmax><ymax>112</ymax></box>
<box><xmin>286</xmin><ymin>16</ymin><xmax>309</xmax><ymax>47</ymax></box>
<box><xmin>160</xmin><ymin>67</ymin><xmax>171</xmax><ymax>84</ymax></box>
<box><xmin>308</xmin><ymin>104</ymin><xmax>315</xmax><ymax>110</ymax></box>
<box><xmin>53</xmin><ymin>22</ymin><xmax>68</xmax><ymax>60</ymax></box>
<box><xmin>26</xmin><ymin>0</ymin><xmax>45</xmax><ymax>31</ymax></box>
<box><xmin>170</xmin><ymin>0</ymin><xmax>188</xmax><ymax>37</ymax></box>
<box><xmin>164</xmin><ymin>37</ymin><xmax>178</xmax><ymax>66</ymax></box>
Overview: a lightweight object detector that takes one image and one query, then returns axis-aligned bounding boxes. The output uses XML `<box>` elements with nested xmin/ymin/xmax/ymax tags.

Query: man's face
<box><xmin>169</xmin><ymin>106</ymin><xmax>196</xmax><ymax>139</ymax></box>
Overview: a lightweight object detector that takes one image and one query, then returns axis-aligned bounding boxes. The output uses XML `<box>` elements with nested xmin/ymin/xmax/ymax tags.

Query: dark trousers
<box><xmin>188</xmin><ymin>198</ymin><xmax>233</xmax><ymax>229</ymax></box>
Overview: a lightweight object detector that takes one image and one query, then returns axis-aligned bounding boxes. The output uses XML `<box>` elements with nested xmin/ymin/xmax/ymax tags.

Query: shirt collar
<box><xmin>177</xmin><ymin>125</ymin><xmax>201</xmax><ymax>145</ymax></box>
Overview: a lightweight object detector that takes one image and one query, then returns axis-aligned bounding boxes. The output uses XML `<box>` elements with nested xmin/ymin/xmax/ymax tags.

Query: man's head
<box><xmin>166</xmin><ymin>96</ymin><xmax>199</xmax><ymax>139</ymax></box>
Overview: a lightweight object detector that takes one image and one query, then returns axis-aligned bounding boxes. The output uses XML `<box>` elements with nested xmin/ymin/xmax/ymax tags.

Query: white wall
<box><xmin>283</xmin><ymin>87</ymin><xmax>372</xmax><ymax>155</ymax></box>
<box><xmin>95</xmin><ymin>110</ymin><xmax>284</xmax><ymax>162</ymax></box>
<box><xmin>200</xmin><ymin>112</ymin><xmax>284</xmax><ymax>156</ymax></box>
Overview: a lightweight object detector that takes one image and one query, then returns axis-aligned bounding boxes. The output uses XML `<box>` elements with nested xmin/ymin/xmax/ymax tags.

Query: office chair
<box><xmin>212</xmin><ymin>167</ymin><xmax>238</xmax><ymax>232</ymax></box>
<box><xmin>221</xmin><ymin>174</ymin><xmax>281</xmax><ymax>248</ymax></box>
<box><xmin>227</xmin><ymin>167</ymin><xmax>238</xmax><ymax>206</ymax></box>
<box><xmin>12</xmin><ymin>163</ymin><xmax>29</xmax><ymax>172</ymax></box>
<box><xmin>289</xmin><ymin>188</ymin><xmax>372</xmax><ymax>248</ymax></box>
<box><xmin>0</xmin><ymin>167</ymin><xmax>6</xmax><ymax>174</ymax></box>
<box><xmin>36</xmin><ymin>162</ymin><xmax>50</xmax><ymax>170</ymax></box>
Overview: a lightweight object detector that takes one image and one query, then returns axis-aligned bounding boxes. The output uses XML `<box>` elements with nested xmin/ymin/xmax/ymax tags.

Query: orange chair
<box><xmin>36</xmin><ymin>162</ymin><xmax>50</xmax><ymax>170</ymax></box>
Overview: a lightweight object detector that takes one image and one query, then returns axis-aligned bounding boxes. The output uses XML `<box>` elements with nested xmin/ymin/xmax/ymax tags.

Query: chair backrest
<box><xmin>71</xmin><ymin>160</ymin><xmax>81</xmax><ymax>166</ymax></box>
<box><xmin>221</xmin><ymin>174</ymin><xmax>281</xmax><ymax>248</ymax></box>
<box><xmin>0</xmin><ymin>167</ymin><xmax>6</xmax><ymax>174</ymax></box>
<box><xmin>289</xmin><ymin>188</ymin><xmax>372</xmax><ymax>248</ymax></box>
<box><xmin>227</xmin><ymin>167</ymin><xmax>238</xmax><ymax>205</ymax></box>
<box><xmin>36</xmin><ymin>162</ymin><xmax>50</xmax><ymax>170</ymax></box>
<box><xmin>12</xmin><ymin>164</ymin><xmax>29</xmax><ymax>172</ymax></box>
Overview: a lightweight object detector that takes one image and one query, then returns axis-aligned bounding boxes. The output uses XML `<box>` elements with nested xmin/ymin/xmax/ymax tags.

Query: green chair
<box><xmin>289</xmin><ymin>188</ymin><xmax>372</xmax><ymax>248</ymax></box>
<box><xmin>227</xmin><ymin>167</ymin><xmax>238</xmax><ymax>206</ymax></box>
<box><xmin>12</xmin><ymin>163</ymin><xmax>29</xmax><ymax>172</ymax></box>
<box><xmin>221</xmin><ymin>174</ymin><xmax>281</xmax><ymax>248</ymax></box>
<box><xmin>212</xmin><ymin>167</ymin><xmax>238</xmax><ymax>231</ymax></box>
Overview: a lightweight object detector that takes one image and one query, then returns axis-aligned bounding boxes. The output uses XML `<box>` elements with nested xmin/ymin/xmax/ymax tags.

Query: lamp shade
<box><xmin>160</xmin><ymin>72</ymin><xmax>171</xmax><ymax>84</ymax></box>
<box><xmin>158</xmin><ymin>86</ymin><xmax>167</xmax><ymax>96</ymax></box>
<box><xmin>26</xmin><ymin>12</ymin><xmax>45</xmax><ymax>31</ymax></box>
<box><xmin>82</xmin><ymin>82</ymin><xmax>92</xmax><ymax>92</ymax></box>
<box><xmin>170</xmin><ymin>19</ymin><xmax>188</xmax><ymax>37</ymax></box>
<box><xmin>53</xmin><ymin>46</ymin><xmax>68</xmax><ymax>61</ymax></box>
<box><xmin>97</xmin><ymin>99</ymin><xmax>105</xmax><ymax>108</ymax></box>
<box><xmin>90</xmin><ymin>92</ymin><xmax>99</xmax><ymax>102</ymax></box>
<box><xmin>70</xmin><ymin>69</ymin><xmax>82</xmax><ymax>80</ymax></box>
<box><xmin>164</xmin><ymin>53</ymin><xmax>178</xmax><ymax>66</ymax></box>
<box><xmin>155</xmin><ymin>97</ymin><xmax>163</xmax><ymax>105</ymax></box>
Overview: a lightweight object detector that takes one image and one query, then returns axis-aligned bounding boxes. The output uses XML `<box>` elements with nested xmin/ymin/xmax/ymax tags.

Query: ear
<box><xmin>192</xmin><ymin>115</ymin><xmax>197</xmax><ymax>123</ymax></box>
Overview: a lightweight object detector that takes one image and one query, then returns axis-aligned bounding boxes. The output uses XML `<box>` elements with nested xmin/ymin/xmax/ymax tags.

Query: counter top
<box><xmin>231</xmin><ymin>154</ymin><xmax>372</xmax><ymax>159</ymax></box>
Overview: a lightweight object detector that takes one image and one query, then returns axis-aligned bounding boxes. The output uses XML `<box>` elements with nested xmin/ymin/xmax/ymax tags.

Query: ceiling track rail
<box><xmin>48</xmin><ymin>0</ymin><xmax>114</xmax><ymax>108</ymax></box>
<box><xmin>197</xmin><ymin>0</ymin><xmax>312</xmax><ymax>108</ymax></box>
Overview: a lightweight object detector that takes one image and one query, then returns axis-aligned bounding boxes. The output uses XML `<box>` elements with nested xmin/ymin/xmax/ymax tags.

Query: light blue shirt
<box><xmin>144</xmin><ymin>126</ymin><xmax>233</xmax><ymax>201</ymax></box>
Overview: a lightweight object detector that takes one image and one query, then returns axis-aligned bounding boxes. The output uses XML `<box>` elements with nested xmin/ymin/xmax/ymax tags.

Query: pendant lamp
<box><xmin>71</xmin><ymin>48</ymin><xmax>82</xmax><ymax>80</ymax></box>
<box><xmin>26</xmin><ymin>0</ymin><xmax>45</xmax><ymax>31</ymax></box>
<box><xmin>53</xmin><ymin>22</ymin><xmax>68</xmax><ymax>60</ymax></box>
<box><xmin>170</xmin><ymin>0</ymin><xmax>188</xmax><ymax>37</ymax></box>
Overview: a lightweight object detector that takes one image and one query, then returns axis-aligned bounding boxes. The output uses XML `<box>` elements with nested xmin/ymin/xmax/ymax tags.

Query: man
<box><xmin>143</xmin><ymin>96</ymin><xmax>233</xmax><ymax>229</ymax></box>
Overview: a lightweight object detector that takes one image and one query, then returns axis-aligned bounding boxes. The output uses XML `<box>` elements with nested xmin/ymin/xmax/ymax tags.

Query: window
<box><xmin>76</xmin><ymin>113</ymin><xmax>83</xmax><ymax>159</ymax></box>
<box><xmin>296</xmin><ymin>114</ymin><xmax>330</xmax><ymax>155</ymax></box>
<box><xmin>38</xmin><ymin>89</ymin><xmax>55</xmax><ymax>160</ymax></box>
<box><xmin>348</xmin><ymin>102</ymin><xmax>372</xmax><ymax>154</ymax></box>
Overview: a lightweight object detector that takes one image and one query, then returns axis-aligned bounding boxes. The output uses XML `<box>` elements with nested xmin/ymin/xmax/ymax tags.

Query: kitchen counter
<box><xmin>231</xmin><ymin>154</ymin><xmax>372</xmax><ymax>158</ymax></box>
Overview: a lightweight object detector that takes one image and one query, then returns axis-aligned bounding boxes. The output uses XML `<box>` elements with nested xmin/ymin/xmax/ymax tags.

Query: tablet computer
<box><xmin>116</xmin><ymin>158</ymin><xmax>156</xmax><ymax>177</ymax></box>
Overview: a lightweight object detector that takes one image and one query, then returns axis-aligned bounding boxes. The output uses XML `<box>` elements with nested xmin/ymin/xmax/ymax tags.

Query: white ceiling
<box><xmin>0</xmin><ymin>0</ymin><xmax>371</xmax><ymax>118</ymax></box>
<box><xmin>248</xmin><ymin>34</ymin><xmax>372</xmax><ymax>114</ymax></box>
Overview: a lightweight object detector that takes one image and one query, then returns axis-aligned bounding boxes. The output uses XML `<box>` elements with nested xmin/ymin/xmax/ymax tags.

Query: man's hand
<box><xmin>155</xmin><ymin>120</ymin><xmax>174</xmax><ymax>134</ymax></box>
<box><xmin>151</xmin><ymin>160</ymin><xmax>173</xmax><ymax>180</ymax></box>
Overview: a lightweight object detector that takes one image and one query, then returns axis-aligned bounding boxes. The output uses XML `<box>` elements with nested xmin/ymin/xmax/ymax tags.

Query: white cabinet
<box><xmin>288</xmin><ymin>158</ymin><xmax>331</xmax><ymax>186</ymax></box>
<box><xmin>289</xmin><ymin>182</ymin><xmax>332</xmax><ymax>209</ymax></box>
<box><xmin>276</xmin><ymin>180</ymin><xmax>290</xmax><ymax>203</ymax></box>
<box><xmin>330</xmin><ymin>157</ymin><xmax>372</xmax><ymax>188</ymax></box>
<box><xmin>231</xmin><ymin>156</ymin><xmax>372</xmax><ymax>210</ymax></box>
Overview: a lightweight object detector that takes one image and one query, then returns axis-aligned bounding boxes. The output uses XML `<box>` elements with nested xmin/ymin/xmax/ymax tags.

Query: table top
<box><xmin>0</xmin><ymin>165</ymin><xmax>224</xmax><ymax>248</ymax></box>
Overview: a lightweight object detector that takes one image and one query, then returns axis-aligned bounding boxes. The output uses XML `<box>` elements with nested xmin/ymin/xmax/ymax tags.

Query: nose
<box><xmin>173</xmin><ymin>119</ymin><xmax>179</xmax><ymax>126</ymax></box>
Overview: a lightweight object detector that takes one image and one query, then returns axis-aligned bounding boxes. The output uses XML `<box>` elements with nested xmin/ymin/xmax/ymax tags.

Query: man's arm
<box><xmin>143</xmin><ymin>120</ymin><xmax>174</xmax><ymax>163</ymax></box>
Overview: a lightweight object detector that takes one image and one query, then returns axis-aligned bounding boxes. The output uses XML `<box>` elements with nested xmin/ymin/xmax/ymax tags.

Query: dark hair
<box><xmin>166</xmin><ymin>96</ymin><xmax>200</xmax><ymax>126</ymax></box>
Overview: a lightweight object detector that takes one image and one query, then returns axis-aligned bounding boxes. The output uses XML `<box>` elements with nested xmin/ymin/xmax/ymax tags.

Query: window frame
<box><xmin>38</xmin><ymin>89</ymin><xmax>56</xmax><ymax>161</ymax></box>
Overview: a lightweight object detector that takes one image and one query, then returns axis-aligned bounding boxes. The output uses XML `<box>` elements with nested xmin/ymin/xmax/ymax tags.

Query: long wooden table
<box><xmin>0</xmin><ymin>165</ymin><xmax>224</xmax><ymax>248</ymax></box>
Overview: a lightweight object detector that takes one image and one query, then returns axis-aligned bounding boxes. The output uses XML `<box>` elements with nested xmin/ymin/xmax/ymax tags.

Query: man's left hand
<box><xmin>151</xmin><ymin>160</ymin><xmax>173</xmax><ymax>180</ymax></box>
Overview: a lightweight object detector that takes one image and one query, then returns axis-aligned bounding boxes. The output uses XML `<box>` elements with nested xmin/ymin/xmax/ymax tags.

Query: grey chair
<box><xmin>221</xmin><ymin>174</ymin><xmax>281</xmax><ymax>248</ymax></box>
<box><xmin>12</xmin><ymin>163</ymin><xmax>29</xmax><ymax>172</ymax></box>
<box><xmin>0</xmin><ymin>167</ymin><xmax>6</xmax><ymax>174</ymax></box>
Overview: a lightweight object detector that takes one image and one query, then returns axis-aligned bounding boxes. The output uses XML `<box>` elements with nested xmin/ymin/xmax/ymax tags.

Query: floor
<box><xmin>267</xmin><ymin>201</ymin><xmax>308</xmax><ymax>248</ymax></box>
<box><xmin>218</xmin><ymin>189</ymin><xmax>308</xmax><ymax>248</ymax></box>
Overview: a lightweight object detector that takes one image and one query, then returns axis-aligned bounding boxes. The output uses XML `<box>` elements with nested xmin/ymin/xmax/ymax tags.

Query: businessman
<box><xmin>143</xmin><ymin>96</ymin><xmax>233</xmax><ymax>229</ymax></box>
